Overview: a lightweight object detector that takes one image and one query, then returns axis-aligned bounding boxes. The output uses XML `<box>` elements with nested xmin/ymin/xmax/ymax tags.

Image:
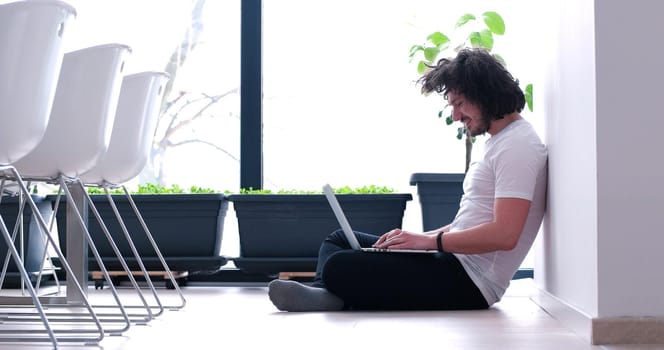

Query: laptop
<box><xmin>322</xmin><ymin>184</ymin><xmax>438</xmax><ymax>254</ymax></box>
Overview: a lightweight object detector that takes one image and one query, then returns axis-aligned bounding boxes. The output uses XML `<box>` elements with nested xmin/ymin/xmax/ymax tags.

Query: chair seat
<box><xmin>0</xmin><ymin>0</ymin><xmax>76</xmax><ymax>164</ymax></box>
<box><xmin>12</xmin><ymin>43</ymin><xmax>130</xmax><ymax>178</ymax></box>
<box><xmin>80</xmin><ymin>71</ymin><xmax>169</xmax><ymax>185</ymax></box>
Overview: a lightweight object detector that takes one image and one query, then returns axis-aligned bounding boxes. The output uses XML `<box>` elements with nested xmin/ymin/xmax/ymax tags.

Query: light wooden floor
<box><xmin>0</xmin><ymin>279</ymin><xmax>663</xmax><ymax>350</ymax></box>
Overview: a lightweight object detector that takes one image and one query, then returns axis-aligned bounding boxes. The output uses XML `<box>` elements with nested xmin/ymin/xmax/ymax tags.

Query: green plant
<box><xmin>408</xmin><ymin>11</ymin><xmax>533</xmax><ymax>172</ymax></box>
<box><xmin>86</xmin><ymin>183</ymin><xmax>221</xmax><ymax>195</ymax></box>
<box><xmin>332</xmin><ymin>185</ymin><xmax>394</xmax><ymax>194</ymax></box>
<box><xmin>239</xmin><ymin>185</ymin><xmax>395</xmax><ymax>195</ymax></box>
<box><xmin>238</xmin><ymin>188</ymin><xmax>316</xmax><ymax>195</ymax></box>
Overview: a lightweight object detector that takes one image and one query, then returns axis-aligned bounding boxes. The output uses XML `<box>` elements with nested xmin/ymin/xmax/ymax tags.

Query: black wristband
<box><xmin>436</xmin><ymin>231</ymin><xmax>445</xmax><ymax>252</ymax></box>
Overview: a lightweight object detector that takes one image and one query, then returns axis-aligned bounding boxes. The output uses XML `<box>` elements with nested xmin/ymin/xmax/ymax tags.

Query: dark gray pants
<box><xmin>313</xmin><ymin>229</ymin><xmax>489</xmax><ymax>310</ymax></box>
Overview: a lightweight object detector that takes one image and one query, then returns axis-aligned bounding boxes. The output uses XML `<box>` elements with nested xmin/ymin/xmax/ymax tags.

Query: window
<box><xmin>262</xmin><ymin>0</ymin><xmax>542</xmax><ymax>267</ymax></box>
<box><xmin>62</xmin><ymin>0</ymin><xmax>542</xmax><ymax>266</ymax></box>
<box><xmin>64</xmin><ymin>0</ymin><xmax>241</xmax><ymax>192</ymax></box>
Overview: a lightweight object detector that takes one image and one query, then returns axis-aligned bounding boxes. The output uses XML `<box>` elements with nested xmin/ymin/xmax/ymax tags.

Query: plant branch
<box><xmin>159</xmin><ymin>0</ymin><xmax>206</xmax><ymax>115</ymax></box>
<box><xmin>154</xmin><ymin>91</ymin><xmax>187</xmax><ymax>139</ymax></box>
<box><xmin>168</xmin><ymin>139</ymin><xmax>239</xmax><ymax>161</ymax></box>
<box><xmin>159</xmin><ymin>86</ymin><xmax>239</xmax><ymax>143</ymax></box>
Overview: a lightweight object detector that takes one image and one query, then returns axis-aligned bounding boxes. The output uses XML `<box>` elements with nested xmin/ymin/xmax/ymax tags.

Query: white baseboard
<box><xmin>528</xmin><ymin>284</ymin><xmax>593</xmax><ymax>343</ymax></box>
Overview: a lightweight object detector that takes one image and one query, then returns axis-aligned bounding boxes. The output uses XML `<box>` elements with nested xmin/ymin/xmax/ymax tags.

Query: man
<box><xmin>268</xmin><ymin>48</ymin><xmax>547</xmax><ymax>311</ymax></box>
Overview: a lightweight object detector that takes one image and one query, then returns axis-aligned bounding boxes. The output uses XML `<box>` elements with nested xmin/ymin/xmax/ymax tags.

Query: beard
<box><xmin>465</xmin><ymin>115</ymin><xmax>491</xmax><ymax>137</ymax></box>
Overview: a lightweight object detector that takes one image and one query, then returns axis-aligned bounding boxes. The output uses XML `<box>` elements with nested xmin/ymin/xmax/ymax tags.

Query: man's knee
<box><xmin>324</xmin><ymin>228</ymin><xmax>347</xmax><ymax>246</ymax></box>
<box><xmin>321</xmin><ymin>250</ymin><xmax>363</xmax><ymax>288</ymax></box>
<box><xmin>329</xmin><ymin>228</ymin><xmax>345</xmax><ymax>239</ymax></box>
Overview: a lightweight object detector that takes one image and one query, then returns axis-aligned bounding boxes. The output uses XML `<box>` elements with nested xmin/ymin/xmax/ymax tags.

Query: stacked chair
<box><xmin>77</xmin><ymin>71</ymin><xmax>188</xmax><ymax>311</ymax></box>
<box><xmin>12</xmin><ymin>42</ymin><xmax>142</xmax><ymax>334</ymax></box>
<box><xmin>0</xmin><ymin>0</ymin><xmax>184</xmax><ymax>348</ymax></box>
<box><xmin>0</xmin><ymin>1</ymin><xmax>93</xmax><ymax>347</ymax></box>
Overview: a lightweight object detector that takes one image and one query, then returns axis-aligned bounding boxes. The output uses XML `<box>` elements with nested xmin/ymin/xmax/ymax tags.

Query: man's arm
<box><xmin>424</xmin><ymin>224</ymin><xmax>451</xmax><ymax>236</ymax></box>
<box><xmin>372</xmin><ymin>198</ymin><xmax>530</xmax><ymax>252</ymax></box>
<box><xmin>440</xmin><ymin>197</ymin><xmax>531</xmax><ymax>254</ymax></box>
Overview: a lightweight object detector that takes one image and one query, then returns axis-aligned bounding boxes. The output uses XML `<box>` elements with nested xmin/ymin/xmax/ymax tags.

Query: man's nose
<box><xmin>451</xmin><ymin>108</ymin><xmax>463</xmax><ymax>122</ymax></box>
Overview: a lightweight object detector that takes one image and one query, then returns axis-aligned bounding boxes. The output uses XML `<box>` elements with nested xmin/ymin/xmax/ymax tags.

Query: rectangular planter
<box><xmin>228</xmin><ymin>193</ymin><xmax>412</xmax><ymax>274</ymax></box>
<box><xmin>48</xmin><ymin>193</ymin><xmax>229</xmax><ymax>272</ymax></box>
<box><xmin>410</xmin><ymin>173</ymin><xmax>465</xmax><ymax>231</ymax></box>
<box><xmin>0</xmin><ymin>195</ymin><xmax>52</xmax><ymax>275</ymax></box>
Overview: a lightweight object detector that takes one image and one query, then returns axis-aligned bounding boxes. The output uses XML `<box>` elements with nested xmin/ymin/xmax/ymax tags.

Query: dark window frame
<box><xmin>240</xmin><ymin>0</ymin><xmax>262</xmax><ymax>190</ymax></box>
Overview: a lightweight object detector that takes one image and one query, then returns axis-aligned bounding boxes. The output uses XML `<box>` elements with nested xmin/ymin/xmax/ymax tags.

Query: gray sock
<box><xmin>268</xmin><ymin>279</ymin><xmax>344</xmax><ymax>312</ymax></box>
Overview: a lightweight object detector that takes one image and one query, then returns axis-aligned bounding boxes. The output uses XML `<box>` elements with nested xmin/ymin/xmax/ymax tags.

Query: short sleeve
<box><xmin>491</xmin><ymin>136</ymin><xmax>546</xmax><ymax>201</ymax></box>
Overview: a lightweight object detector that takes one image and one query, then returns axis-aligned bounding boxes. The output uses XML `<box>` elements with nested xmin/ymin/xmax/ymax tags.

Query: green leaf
<box><xmin>333</xmin><ymin>185</ymin><xmax>394</xmax><ymax>194</ymax></box>
<box><xmin>87</xmin><ymin>187</ymin><xmax>124</xmax><ymax>194</ymax></box>
<box><xmin>427</xmin><ymin>32</ymin><xmax>450</xmax><ymax>47</ymax></box>
<box><xmin>478</xmin><ymin>29</ymin><xmax>494</xmax><ymax>50</ymax></box>
<box><xmin>240</xmin><ymin>187</ymin><xmax>273</xmax><ymax>194</ymax></box>
<box><xmin>456</xmin><ymin>127</ymin><xmax>464</xmax><ymax>140</ymax></box>
<box><xmin>240</xmin><ymin>186</ymin><xmax>395</xmax><ymax>195</ymax></box>
<box><xmin>483</xmin><ymin>11</ymin><xmax>505</xmax><ymax>35</ymax></box>
<box><xmin>417</xmin><ymin>60</ymin><xmax>428</xmax><ymax>74</ymax></box>
<box><xmin>423</xmin><ymin>47</ymin><xmax>440</xmax><ymax>62</ymax></box>
<box><xmin>408</xmin><ymin>44</ymin><xmax>424</xmax><ymax>59</ymax></box>
<box><xmin>525</xmin><ymin>83</ymin><xmax>533</xmax><ymax>112</ymax></box>
<box><xmin>455</xmin><ymin>13</ymin><xmax>476</xmax><ymax>28</ymax></box>
<box><xmin>446</xmin><ymin>115</ymin><xmax>453</xmax><ymax>125</ymax></box>
<box><xmin>468</xmin><ymin>31</ymin><xmax>481</xmax><ymax>48</ymax></box>
<box><xmin>189</xmin><ymin>185</ymin><xmax>216</xmax><ymax>193</ymax></box>
<box><xmin>131</xmin><ymin>183</ymin><xmax>194</xmax><ymax>194</ymax></box>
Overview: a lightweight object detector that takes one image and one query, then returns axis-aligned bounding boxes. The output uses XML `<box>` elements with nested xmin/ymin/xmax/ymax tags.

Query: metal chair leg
<box><xmin>101</xmin><ymin>184</ymin><xmax>165</xmax><ymax>317</ymax></box>
<box><xmin>0</xmin><ymin>166</ymin><xmax>106</xmax><ymax>347</ymax></box>
<box><xmin>77</xmin><ymin>180</ymin><xmax>155</xmax><ymax>322</ymax></box>
<box><xmin>122</xmin><ymin>185</ymin><xmax>187</xmax><ymax>309</ymax></box>
<box><xmin>0</xmin><ymin>215</ymin><xmax>58</xmax><ymax>348</ymax></box>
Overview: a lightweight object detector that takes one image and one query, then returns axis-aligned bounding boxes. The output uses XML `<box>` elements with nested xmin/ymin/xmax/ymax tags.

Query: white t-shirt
<box><xmin>451</xmin><ymin>118</ymin><xmax>547</xmax><ymax>306</ymax></box>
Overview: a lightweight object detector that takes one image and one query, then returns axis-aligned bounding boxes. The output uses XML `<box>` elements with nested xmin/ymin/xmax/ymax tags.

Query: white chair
<box><xmin>79</xmin><ymin>71</ymin><xmax>188</xmax><ymax>312</ymax></box>
<box><xmin>0</xmin><ymin>0</ymin><xmax>75</xmax><ymax>165</ymax></box>
<box><xmin>12</xmin><ymin>43</ymin><xmax>130</xmax><ymax>178</ymax></box>
<box><xmin>0</xmin><ymin>1</ymin><xmax>85</xmax><ymax>347</ymax></box>
<box><xmin>10</xmin><ymin>43</ymin><xmax>147</xmax><ymax>335</ymax></box>
<box><xmin>81</xmin><ymin>71</ymin><xmax>169</xmax><ymax>185</ymax></box>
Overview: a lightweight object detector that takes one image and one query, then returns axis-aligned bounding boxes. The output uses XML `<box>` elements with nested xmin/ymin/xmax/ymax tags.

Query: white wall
<box><xmin>594</xmin><ymin>0</ymin><xmax>664</xmax><ymax>317</ymax></box>
<box><xmin>537</xmin><ymin>0</ymin><xmax>599</xmax><ymax>318</ymax></box>
<box><xmin>538</xmin><ymin>0</ymin><xmax>664</xmax><ymax>320</ymax></box>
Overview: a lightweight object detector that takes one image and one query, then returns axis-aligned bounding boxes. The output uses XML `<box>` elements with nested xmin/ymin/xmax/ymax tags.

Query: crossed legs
<box><xmin>268</xmin><ymin>230</ymin><xmax>488</xmax><ymax>312</ymax></box>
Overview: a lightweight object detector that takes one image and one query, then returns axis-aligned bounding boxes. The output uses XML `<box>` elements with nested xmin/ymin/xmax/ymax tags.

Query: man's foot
<box><xmin>268</xmin><ymin>279</ymin><xmax>344</xmax><ymax>312</ymax></box>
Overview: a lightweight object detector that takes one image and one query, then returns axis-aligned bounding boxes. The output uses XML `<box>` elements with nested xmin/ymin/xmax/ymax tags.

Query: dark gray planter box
<box><xmin>48</xmin><ymin>193</ymin><xmax>229</xmax><ymax>272</ymax></box>
<box><xmin>0</xmin><ymin>195</ymin><xmax>52</xmax><ymax>281</ymax></box>
<box><xmin>228</xmin><ymin>193</ymin><xmax>412</xmax><ymax>274</ymax></box>
<box><xmin>410</xmin><ymin>173</ymin><xmax>465</xmax><ymax>231</ymax></box>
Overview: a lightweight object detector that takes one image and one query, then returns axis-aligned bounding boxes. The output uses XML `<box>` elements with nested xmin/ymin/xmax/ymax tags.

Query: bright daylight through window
<box><xmin>60</xmin><ymin>0</ymin><xmax>542</xmax><ymax>265</ymax></box>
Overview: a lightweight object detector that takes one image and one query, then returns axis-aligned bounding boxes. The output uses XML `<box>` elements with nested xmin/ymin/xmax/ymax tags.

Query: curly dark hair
<box><xmin>418</xmin><ymin>48</ymin><xmax>525</xmax><ymax>120</ymax></box>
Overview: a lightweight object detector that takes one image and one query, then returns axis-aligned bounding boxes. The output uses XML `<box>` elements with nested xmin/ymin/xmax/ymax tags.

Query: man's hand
<box><xmin>373</xmin><ymin>228</ymin><xmax>434</xmax><ymax>250</ymax></box>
